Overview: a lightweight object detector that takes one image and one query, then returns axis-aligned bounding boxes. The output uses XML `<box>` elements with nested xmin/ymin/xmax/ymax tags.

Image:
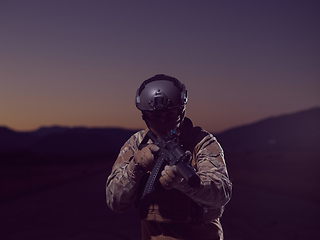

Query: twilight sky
<box><xmin>0</xmin><ymin>0</ymin><xmax>319</xmax><ymax>133</ymax></box>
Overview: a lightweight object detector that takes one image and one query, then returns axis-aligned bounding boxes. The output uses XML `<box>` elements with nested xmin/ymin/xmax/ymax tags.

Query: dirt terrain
<box><xmin>1</xmin><ymin>152</ymin><xmax>319</xmax><ymax>240</ymax></box>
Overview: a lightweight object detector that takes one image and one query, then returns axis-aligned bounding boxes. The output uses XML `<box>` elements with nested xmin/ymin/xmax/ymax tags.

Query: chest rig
<box><xmin>136</xmin><ymin>118</ymin><xmax>212</xmax><ymax>223</ymax></box>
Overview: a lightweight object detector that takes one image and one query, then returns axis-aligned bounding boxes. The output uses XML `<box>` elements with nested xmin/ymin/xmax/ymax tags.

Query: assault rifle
<box><xmin>139</xmin><ymin>130</ymin><xmax>201</xmax><ymax>200</ymax></box>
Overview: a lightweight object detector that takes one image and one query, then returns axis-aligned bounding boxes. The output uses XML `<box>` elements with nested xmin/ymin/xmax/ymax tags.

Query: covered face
<box><xmin>143</xmin><ymin>108</ymin><xmax>182</xmax><ymax>136</ymax></box>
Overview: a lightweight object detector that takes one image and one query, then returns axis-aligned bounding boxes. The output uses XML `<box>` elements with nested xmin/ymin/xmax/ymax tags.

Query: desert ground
<box><xmin>1</xmin><ymin>152</ymin><xmax>320</xmax><ymax>240</ymax></box>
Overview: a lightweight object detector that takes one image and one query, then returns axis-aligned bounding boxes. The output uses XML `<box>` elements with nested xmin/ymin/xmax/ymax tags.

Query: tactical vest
<box><xmin>137</xmin><ymin>118</ymin><xmax>224</xmax><ymax>224</ymax></box>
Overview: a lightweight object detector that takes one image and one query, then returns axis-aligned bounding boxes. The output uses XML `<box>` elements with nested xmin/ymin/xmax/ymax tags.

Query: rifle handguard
<box><xmin>138</xmin><ymin>130</ymin><xmax>201</xmax><ymax>202</ymax></box>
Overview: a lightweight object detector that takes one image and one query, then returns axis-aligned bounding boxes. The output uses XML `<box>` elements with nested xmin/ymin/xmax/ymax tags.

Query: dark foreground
<box><xmin>0</xmin><ymin>167</ymin><xmax>319</xmax><ymax>240</ymax></box>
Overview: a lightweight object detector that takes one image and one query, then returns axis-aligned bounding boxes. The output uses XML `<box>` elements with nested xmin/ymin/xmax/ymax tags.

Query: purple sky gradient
<box><xmin>0</xmin><ymin>1</ymin><xmax>319</xmax><ymax>133</ymax></box>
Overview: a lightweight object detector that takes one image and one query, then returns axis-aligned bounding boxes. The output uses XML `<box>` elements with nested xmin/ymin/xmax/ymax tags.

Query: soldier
<box><xmin>106</xmin><ymin>74</ymin><xmax>232</xmax><ymax>240</ymax></box>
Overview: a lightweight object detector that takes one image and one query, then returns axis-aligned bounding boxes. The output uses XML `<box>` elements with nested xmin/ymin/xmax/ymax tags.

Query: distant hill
<box><xmin>27</xmin><ymin>127</ymin><xmax>138</xmax><ymax>155</ymax></box>
<box><xmin>215</xmin><ymin>107</ymin><xmax>320</xmax><ymax>152</ymax></box>
<box><xmin>0</xmin><ymin>126</ymin><xmax>138</xmax><ymax>165</ymax></box>
<box><xmin>0</xmin><ymin>107</ymin><xmax>319</xmax><ymax>165</ymax></box>
<box><xmin>0</xmin><ymin>127</ymin><xmax>37</xmax><ymax>152</ymax></box>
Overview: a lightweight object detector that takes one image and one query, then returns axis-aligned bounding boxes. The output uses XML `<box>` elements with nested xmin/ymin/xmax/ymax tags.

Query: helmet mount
<box><xmin>149</xmin><ymin>90</ymin><xmax>171</xmax><ymax>110</ymax></box>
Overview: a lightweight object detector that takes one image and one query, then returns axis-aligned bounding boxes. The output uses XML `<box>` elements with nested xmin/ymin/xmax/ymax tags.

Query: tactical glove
<box><xmin>133</xmin><ymin>144</ymin><xmax>159</xmax><ymax>172</ymax></box>
<box><xmin>159</xmin><ymin>165</ymin><xmax>183</xmax><ymax>190</ymax></box>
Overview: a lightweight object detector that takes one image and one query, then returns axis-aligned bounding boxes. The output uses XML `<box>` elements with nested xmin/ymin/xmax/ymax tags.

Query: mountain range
<box><xmin>0</xmin><ymin>107</ymin><xmax>319</xmax><ymax>165</ymax></box>
<box><xmin>216</xmin><ymin>106</ymin><xmax>320</xmax><ymax>152</ymax></box>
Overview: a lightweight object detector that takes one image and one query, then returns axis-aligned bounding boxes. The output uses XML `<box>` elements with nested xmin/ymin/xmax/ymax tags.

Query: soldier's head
<box><xmin>135</xmin><ymin>74</ymin><xmax>188</xmax><ymax>136</ymax></box>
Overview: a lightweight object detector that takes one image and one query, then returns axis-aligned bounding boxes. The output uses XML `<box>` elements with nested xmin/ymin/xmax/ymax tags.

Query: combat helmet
<box><xmin>135</xmin><ymin>74</ymin><xmax>188</xmax><ymax>113</ymax></box>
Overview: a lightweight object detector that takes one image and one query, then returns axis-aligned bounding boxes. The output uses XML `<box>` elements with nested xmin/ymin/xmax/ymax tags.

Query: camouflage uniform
<box><xmin>106</xmin><ymin>118</ymin><xmax>232</xmax><ymax>240</ymax></box>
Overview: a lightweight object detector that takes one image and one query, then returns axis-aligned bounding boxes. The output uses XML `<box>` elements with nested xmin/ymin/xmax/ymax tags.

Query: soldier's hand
<box><xmin>133</xmin><ymin>144</ymin><xmax>159</xmax><ymax>172</ymax></box>
<box><xmin>159</xmin><ymin>165</ymin><xmax>183</xmax><ymax>190</ymax></box>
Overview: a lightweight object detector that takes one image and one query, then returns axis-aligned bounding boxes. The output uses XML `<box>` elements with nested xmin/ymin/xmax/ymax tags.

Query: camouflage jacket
<box><xmin>106</xmin><ymin>118</ymin><xmax>232</xmax><ymax>224</ymax></box>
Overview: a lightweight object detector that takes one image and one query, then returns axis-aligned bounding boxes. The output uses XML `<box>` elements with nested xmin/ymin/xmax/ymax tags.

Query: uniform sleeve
<box><xmin>175</xmin><ymin>133</ymin><xmax>232</xmax><ymax>209</ymax></box>
<box><xmin>106</xmin><ymin>131</ymin><xmax>146</xmax><ymax>212</ymax></box>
